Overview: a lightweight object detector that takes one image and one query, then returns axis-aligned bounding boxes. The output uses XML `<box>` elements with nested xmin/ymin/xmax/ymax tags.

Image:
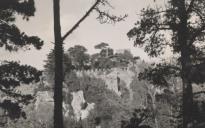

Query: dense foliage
<box><xmin>127</xmin><ymin>0</ymin><xmax>205</xmax><ymax>127</ymax></box>
<box><xmin>45</xmin><ymin>44</ymin><xmax>136</xmax><ymax>74</ymax></box>
<box><xmin>0</xmin><ymin>0</ymin><xmax>43</xmax><ymax>125</ymax></box>
<box><xmin>0</xmin><ymin>61</ymin><xmax>42</xmax><ymax>124</ymax></box>
<box><xmin>0</xmin><ymin>0</ymin><xmax>43</xmax><ymax>51</ymax></box>
<box><xmin>44</xmin><ymin>49</ymin><xmax>72</xmax><ymax>83</ymax></box>
<box><xmin>68</xmin><ymin>45</ymin><xmax>90</xmax><ymax>70</ymax></box>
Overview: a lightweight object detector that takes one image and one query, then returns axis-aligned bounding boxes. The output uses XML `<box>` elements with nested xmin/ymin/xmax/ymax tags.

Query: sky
<box><xmin>0</xmin><ymin>0</ymin><xmax>165</xmax><ymax>69</ymax></box>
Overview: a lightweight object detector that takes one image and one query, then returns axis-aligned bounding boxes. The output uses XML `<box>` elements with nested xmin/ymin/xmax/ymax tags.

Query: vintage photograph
<box><xmin>0</xmin><ymin>0</ymin><xmax>205</xmax><ymax>128</ymax></box>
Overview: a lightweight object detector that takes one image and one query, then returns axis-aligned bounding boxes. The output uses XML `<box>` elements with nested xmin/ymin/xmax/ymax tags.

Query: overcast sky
<box><xmin>0</xmin><ymin>0</ymin><xmax>164</xmax><ymax>69</ymax></box>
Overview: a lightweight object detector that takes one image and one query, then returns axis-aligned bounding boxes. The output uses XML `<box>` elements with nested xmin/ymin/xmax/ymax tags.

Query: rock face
<box><xmin>33</xmin><ymin>91</ymin><xmax>53</xmax><ymax>124</ymax></box>
<box><xmin>22</xmin><ymin>64</ymin><xmax>149</xmax><ymax>127</ymax></box>
<box><xmin>33</xmin><ymin>90</ymin><xmax>95</xmax><ymax>122</ymax></box>
<box><xmin>35</xmin><ymin>91</ymin><xmax>53</xmax><ymax>110</ymax></box>
<box><xmin>71</xmin><ymin>91</ymin><xmax>95</xmax><ymax>120</ymax></box>
<box><xmin>5</xmin><ymin>61</ymin><xmax>205</xmax><ymax>128</ymax></box>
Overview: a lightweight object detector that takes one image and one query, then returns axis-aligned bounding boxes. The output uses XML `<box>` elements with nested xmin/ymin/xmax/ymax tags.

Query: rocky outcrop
<box><xmin>33</xmin><ymin>90</ymin><xmax>95</xmax><ymax>122</ymax></box>
<box><xmin>71</xmin><ymin>91</ymin><xmax>95</xmax><ymax>120</ymax></box>
<box><xmin>18</xmin><ymin>63</ymin><xmax>150</xmax><ymax>127</ymax></box>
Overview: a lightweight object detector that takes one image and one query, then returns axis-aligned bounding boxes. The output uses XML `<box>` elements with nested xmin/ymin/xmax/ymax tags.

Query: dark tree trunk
<box><xmin>178</xmin><ymin>1</ymin><xmax>194</xmax><ymax>127</ymax></box>
<box><xmin>181</xmin><ymin>42</ymin><xmax>193</xmax><ymax>128</ymax></box>
<box><xmin>53</xmin><ymin>0</ymin><xmax>64</xmax><ymax>128</ymax></box>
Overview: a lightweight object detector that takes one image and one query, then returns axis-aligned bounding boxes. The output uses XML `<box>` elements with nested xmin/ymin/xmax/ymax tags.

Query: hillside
<box><xmin>5</xmin><ymin>61</ymin><xmax>205</xmax><ymax>128</ymax></box>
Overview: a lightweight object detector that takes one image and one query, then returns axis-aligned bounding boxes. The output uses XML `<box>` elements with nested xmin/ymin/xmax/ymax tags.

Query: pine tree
<box><xmin>127</xmin><ymin>0</ymin><xmax>205</xmax><ymax>127</ymax></box>
<box><xmin>0</xmin><ymin>0</ymin><xmax>43</xmax><ymax>51</ymax></box>
<box><xmin>0</xmin><ymin>0</ymin><xmax>43</xmax><ymax>125</ymax></box>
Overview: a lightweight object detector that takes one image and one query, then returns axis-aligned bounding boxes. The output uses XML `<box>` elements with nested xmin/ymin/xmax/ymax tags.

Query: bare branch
<box><xmin>187</xmin><ymin>0</ymin><xmax>196</xmax><ymax>13</ymax></box>
<box><xmin>137</xmin><ymin>9</ymin><xmax>174</xmax><ymax>16</ymax></box>
<box><xmin>194</xmin><ymin>91</ymin><xmax>205</xmax><ymax>95</ymax></box>
<box><xmin>0</xmin><ymin>85</ymin><xmax>33</xmax><ymax>104</ymax></box>
<box><xmin>190</xmin><ymin>24</ymin><xmax>205</xmax><ymax>43</ymax></box>
<box><xmin>94</xmin><ymin>7</ymin><xmax>128</xmax><ymax>24</ymax></box>
<box><xmin>191</xmin><ymin>7</ymin><xmax>205</xmax><ymax>24</ymax></box>
<box><xmin>62</xmin><ymin>0</ymin><xmax>127</xmax><ymax>41</ymax></box>
<box><xmin>99</xmin><ymin>0</ymin><xmax>114</xmax><ymax>9</ymax></box>
<box><xmin>62</xmin><ymin>0</ymin><xmax>101</xmax><ymax>41</ymax></box>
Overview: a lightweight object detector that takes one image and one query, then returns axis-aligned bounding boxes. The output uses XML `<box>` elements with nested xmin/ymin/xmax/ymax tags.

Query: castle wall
<box><xmin>74</xmin><ymin>67</ymin><xmax>135</xmax><ymax>99</ymax></box>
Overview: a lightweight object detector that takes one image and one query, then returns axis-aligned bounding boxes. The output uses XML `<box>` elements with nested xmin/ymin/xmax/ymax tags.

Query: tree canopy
<box><xmin>67</xmin><ymin>45</ymin><xmax>90</xmax><ymax>70</ymax></box>
<box><xmin>0</xmin><ymin>0</ymin><xmax>43</xmax><ymax>124</ymax></box>
<box><xmin>0</xmin><ymin>0</ymin><xmax>43</xmax><ymax>51</ymax></box>
<box><xmin>44</xmin><ymin>49</ymin><xmax>72</xmax><ymax>83</ymax></box>
<box><xmin>127</xmin><ymin>0</ymin><xmax>205</xmax><ymax>127</ymax></box>
<box><xmin>94</xmin><ymin>42</ymin><xmax>109</xmax><ymax>49</ymax></box>
<box><xmin>127</xmin><ymin>0</ymin><xmax>205</xmax><ymax>61</ymax></box>
<box><xmin>0</xmin><ymin>61</ymin><xmax>42</xmax><ymax>121</ymax></box>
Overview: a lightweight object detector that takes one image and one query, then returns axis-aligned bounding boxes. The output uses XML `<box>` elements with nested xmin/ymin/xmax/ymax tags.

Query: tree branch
<box><xmin>0</xmin><ymin>85</ymin><xmax>33</xmax><ymax>104</ymax></box>
<box><xmin>190</xmin><ymin>24</ymin><xmax>205</xmax><ymax>43</ymax></box>
<box><xmin>194</xmin><ymin>91</ymin><xmax>205</xmax><ymax>95</ymax></box>
<box><xmin>94</xmin><ymin>7</ymin><xmax>128</xmax><ymax>24</ymax></box>
<box><xmin>138</xmin><ymin>9</ymin><xmax>174</xmax><ymax>16</ymax></box>
<box><xmin>187</xmin><ymin>0</ymin><xmax>196</xmax><ymax>13</ymax></box>
<box><xmin>62</xmin><ymin>0</ymin><xmax>101</xmax><ymax>41</ymax></box>
<box><xmin>62</xmin><ymin>0</ymin><xmax>127</xmax><ymax>41</ymax></box>
<box><xmin>191</xmin><ymin>7</ymin><xmax>205</xmax><ymax>24</ymax></box>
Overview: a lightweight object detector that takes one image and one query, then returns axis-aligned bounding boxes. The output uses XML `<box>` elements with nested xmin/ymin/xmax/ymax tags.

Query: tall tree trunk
<box><xmin>181</xmin><ymin>44</ymin><xmax>193</xmax><ymax>128</ymax></box>
<box><xmin>53</xmin><ymin>0</ymin><xmax>64</xmax><ymax>128</ymax></box>
<box><xmin>150</xmin><ymin>90</ymin><xmax>159</xmax><ymax>128</ymax></box>
<box><xmin>178</xmin><ymin>1</ymin><xmax>194</xmax><ymax>127</ymax></box>
<box><xmin>181</xmin><ymin>68</ymin><xmax>193</xmax><ymax>128</ymax></box>
<box><xmin>146</xmin><ymin>86</ymin><xmax>159</xmax><ymax>128</ymax></box>
<box><xmin>152</xmin><ymin>94</ymin><xmax>159</xmax><ymax>128</ymax></box>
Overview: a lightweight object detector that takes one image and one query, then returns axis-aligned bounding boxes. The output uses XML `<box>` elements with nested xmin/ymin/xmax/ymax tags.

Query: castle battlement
<box><xmin>72</xmin><ymin>66</ymin><xmax>131</xmax><ymax>77</ymax></box>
